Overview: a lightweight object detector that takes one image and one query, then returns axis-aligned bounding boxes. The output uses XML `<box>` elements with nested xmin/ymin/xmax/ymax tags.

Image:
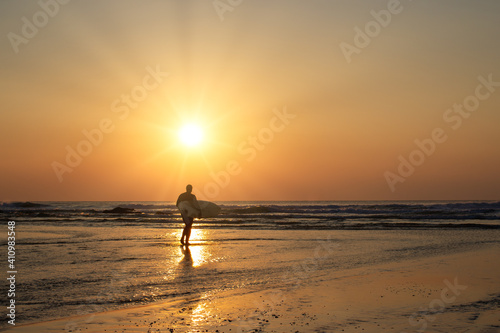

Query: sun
<box><xmin>178</xmin><ymin>124</ymin><xmax>203</xmax><ymax>147</ymax></box>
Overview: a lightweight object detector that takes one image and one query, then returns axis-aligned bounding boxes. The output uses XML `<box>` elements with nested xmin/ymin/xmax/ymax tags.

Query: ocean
<box><xmin>1</xmin><ymin>200</ymin><xmax>499</xmax><ymax>329</ymax></box>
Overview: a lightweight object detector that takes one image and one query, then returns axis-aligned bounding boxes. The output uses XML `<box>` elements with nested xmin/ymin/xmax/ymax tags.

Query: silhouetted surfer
<box><xmin>176</xmin><ymin>184</ymin><xmax>201</xmax><ymax>245</ymax></box>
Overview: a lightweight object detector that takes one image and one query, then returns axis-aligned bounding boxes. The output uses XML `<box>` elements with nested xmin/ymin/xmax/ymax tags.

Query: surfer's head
<box><xmin>186</xmin><ymin>184</ymin><xmax>193</xmax><ymax>193</ymax></box>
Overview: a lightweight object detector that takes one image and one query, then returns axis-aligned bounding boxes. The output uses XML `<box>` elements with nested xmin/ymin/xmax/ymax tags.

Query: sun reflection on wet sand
<box><xmin>172</xmin><ymin>229</ymin><xmax>225</xmax><ymax>330</ymax></box>
<box><xmin>194</xmin><ymin>301</ymin><xmax>217</xmax><ymax>328</ymax></box>
<box><xmin>188</xmin><ymin>228</ymin><xmax>204</xmax><ymax>243</ymax></box>
<box><xmin>171</xmin><ymin>229</ymin><xmax>220</xmax><ymax>333</ymax></box>
<box><xmin>177</xmin><ymin>229</ymin><xmax>210</xmax><ymax>267</ymax></box>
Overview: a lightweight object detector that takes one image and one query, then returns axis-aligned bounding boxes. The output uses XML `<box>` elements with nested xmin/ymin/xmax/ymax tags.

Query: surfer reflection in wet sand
<box><xmin>176</xmin><ymin>184</ymin><xmax>201</xmax><ymax>245</ymax></box>
<box><xmin>179</xmin><ymin>245</ymin><xmax>193</xmax><ymax>267</ymax></box>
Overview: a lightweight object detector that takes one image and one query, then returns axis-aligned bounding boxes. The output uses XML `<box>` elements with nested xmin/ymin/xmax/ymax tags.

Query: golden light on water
<box><xmin>190</xmin><ymin>302</ymin><xmax>214</xmax><ymax>328</ymax></box>
<box><xmin>188</xmin><ymin>228</ymin><xmax>203</xmax><ymax>242</ymax></box>
<box><xmin>177</xmin><ymin>229</ymin><xmax>209</xmax><ymax>267</ymax></box>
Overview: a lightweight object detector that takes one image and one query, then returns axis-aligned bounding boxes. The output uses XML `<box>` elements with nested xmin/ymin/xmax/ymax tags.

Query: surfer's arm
<box><xmin>192</xmin><ymin>196</ymin><xmax>201</xmax><ymax>210</ymax></box>
<box><xmin>192</xmin><ymin>196</ymin><xmax>202</xmax><ymax>216</ymax></box>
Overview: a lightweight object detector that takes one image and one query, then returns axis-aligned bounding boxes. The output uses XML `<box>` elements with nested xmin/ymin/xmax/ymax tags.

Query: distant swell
<box><xmin>1</xmin><ymin>201</ymin><xmax>499</xmax><ymax>231</ymax></box>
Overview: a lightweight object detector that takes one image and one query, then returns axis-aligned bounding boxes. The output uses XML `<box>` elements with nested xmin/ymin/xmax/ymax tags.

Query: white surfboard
<box><xmin>178</xmin><ymin>200</ymin><xmax>221</xmax><ymax>218</ymax></box>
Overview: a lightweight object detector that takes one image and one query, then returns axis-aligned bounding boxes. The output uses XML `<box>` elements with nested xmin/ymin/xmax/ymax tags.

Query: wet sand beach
<box><xmin>5</xmin><ymin>227</ymin><xmax>500</xmax><ymax>333</ymax></box>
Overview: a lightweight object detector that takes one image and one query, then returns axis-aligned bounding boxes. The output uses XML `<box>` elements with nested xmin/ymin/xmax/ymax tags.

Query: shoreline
<box><xmin>6</xmin><ymin>243</ymin><xmax>500</xmax><ymax>332</ymax></box>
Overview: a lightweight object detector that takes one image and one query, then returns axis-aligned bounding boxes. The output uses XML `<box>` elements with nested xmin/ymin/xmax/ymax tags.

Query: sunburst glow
<box><xmin>178</xmin><ymin>124</ymin><xmax>203</xmax><ymax>147</ymax></box>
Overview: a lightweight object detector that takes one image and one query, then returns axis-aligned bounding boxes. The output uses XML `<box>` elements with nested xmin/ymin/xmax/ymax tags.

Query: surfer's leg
<box><xmin>180</xmin><ymin>227</ymin><xmax>186</xmax><ymax>244</ymax></box>
<box><xmin>185</xmin><ymin>226</ymin><xmax>191</xmax><ymax>244</ymax></box>
<box><xmin>185</xmin><ymin>219</ymin><xmax>193</xmax><ymax>244</ymax></box>
<box><xmin>180</xmin><ymin>213</ymin><xmax>189</xmax><ymax>244</ymax></box>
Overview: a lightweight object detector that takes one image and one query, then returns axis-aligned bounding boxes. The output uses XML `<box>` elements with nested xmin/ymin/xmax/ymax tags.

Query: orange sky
<box><xmin>1</xmin><ymin>1</ymin><xmax>499</xmax><ymax>201</ymax></box>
